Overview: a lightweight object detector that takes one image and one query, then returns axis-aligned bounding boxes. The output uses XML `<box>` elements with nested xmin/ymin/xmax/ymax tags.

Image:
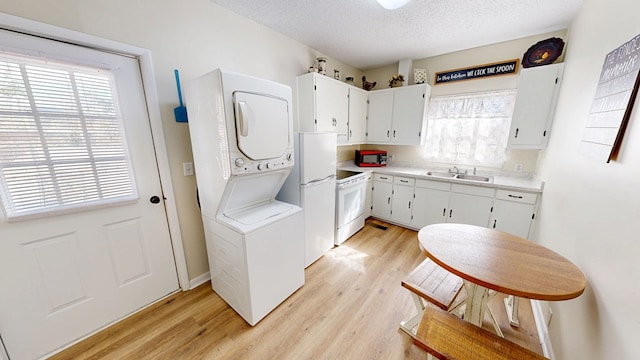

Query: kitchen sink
<box><xmin>455</xmin><ymin>174</ymin><xmax>492</xmax><ymax>182</ymax></box>
<box><xmin>425</xmin><ymin>171</ymin><xmax>457</xmax><ymax>178</ymax></box>
<box><xmin>424</xmin><ymin>171</ymin><xmax>493</xmax><ymax>183</ymax></box>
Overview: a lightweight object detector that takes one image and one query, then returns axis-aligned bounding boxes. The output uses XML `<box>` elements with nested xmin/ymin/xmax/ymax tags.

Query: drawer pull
<box><xmin>400</xmin><ymin>179</ymin><xmax>409</xmax><ymax>183</ymax></box>
<box><xmin>508</xmin><ymin>194</ymin><xmax>524</xmax><ymax>199</ymax></box>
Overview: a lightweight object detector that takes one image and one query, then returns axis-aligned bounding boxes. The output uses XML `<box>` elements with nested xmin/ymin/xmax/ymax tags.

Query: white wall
<box><xmin>0</xmin><ymin>0</ymin><xmax>361</xmax><ymax>282</ymax></box>
<box><xmin>536</xmin><ymin>0</ymin><xmax>640</xmax><ymax>358</ymax></box>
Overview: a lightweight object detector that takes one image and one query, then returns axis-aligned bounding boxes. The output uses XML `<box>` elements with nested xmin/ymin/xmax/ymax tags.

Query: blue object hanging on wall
<box><xmin>173</xmin><ymin>69</ymin><xmax>188</xmax><ymax>122</ymax></box>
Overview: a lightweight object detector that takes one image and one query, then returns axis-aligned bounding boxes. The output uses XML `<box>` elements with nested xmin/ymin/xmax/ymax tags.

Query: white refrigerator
<box><xmin>277</xmin><ymin>132</ymin><xmax>337</xmax><ymax>268</ymax></box>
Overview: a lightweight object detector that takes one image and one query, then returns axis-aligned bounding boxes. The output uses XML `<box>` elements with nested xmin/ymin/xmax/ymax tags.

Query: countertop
<box><xmin>337</xmin><ymin>162</ymin><xmax>544</xmax><ymax>193</ymax></box>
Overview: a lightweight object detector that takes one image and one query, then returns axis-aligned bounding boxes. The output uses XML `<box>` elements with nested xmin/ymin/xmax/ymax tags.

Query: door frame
<box><xmin>0</xmin><ymin>335</ymin><xmax>8</xmax><ymax>360</ymax></box>
<box><xmin>0</xmin><ymin>13</ymin><xmax>189</xmax><ymax>290</ymax></box>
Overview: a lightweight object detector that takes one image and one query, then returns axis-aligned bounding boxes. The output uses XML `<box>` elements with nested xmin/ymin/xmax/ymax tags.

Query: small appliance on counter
<box><xmin>355</xmin><ymin>149</ymin><xmax>387</xmax><ymax>167</ymax></box>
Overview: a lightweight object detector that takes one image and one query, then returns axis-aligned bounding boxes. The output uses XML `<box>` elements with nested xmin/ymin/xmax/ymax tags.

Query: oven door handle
<box><xmin>337</xmin><ymin>178</ymin><xmax>366</xmax><ymax>189</ymax></box>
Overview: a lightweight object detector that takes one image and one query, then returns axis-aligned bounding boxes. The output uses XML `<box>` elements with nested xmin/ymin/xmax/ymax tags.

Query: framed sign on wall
<box><xmin>581</xmin><ymin>33</ymin><xmax>640</xmax><ymax>162</ymax></box>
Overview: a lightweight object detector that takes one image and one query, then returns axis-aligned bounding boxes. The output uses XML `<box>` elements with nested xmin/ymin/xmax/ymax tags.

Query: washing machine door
<box><xmin>233</xmin><ymin>91</ymin><xmax>290</xmax><ymax>161</ymax></box>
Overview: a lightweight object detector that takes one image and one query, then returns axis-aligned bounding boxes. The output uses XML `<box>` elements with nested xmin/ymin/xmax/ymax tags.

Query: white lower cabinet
<box><xmin>411</xmin><ymin>181</ymin><xmax>493</xmax><ymax>228</ymax></box>
<box><xmin>447</xmin><ymin>184</ymin><xmax>494</xmax><ymax>227</ymax></box>
<box><xmin>412</xmin><ymin>179</ymin><xmax>451</xmax><ymax>228</ymax></box>
<box><xmin>371</xmin><ymin>174</ymin><xmax>537</xmax><ymax>236</ymax></box>
<box><xmin>364</xmin><ymin>173</ymin><xmax>373</xmax><ymax>218</ymax></box>
<box><xmin>489</xmin><ymin>190</ymin><xmax>538</xmax><ymax>239</ymax></box>
<box><xmin>372</xmin><ymin>174</ymin><xmax>393</xmax><ymax>219</ymax></box>
<box><xmin>390</xmin><ymin>176</ymin><xmax>415</xmax><ymax>225</ymax></box>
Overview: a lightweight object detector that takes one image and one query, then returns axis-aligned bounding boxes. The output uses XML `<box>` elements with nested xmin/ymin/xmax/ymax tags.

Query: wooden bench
<box><xmin>399</xmin><ymin>258</ymin><xmax>465</xmax><ymax>337</ymax></box>
<box><xmin>414</xmin><ymin>306</ymin><xmax>547</xmax><ymax>360</ymax></box>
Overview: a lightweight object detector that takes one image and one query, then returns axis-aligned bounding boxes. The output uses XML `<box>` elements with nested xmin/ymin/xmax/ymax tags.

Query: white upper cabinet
<box><xmin>508</xmin><ymin>63</ymin><xmax>564</xmax><ymax>149</ymax></box>
<box><xmin>297</xmin><ymin>73</ymin><xmax>349</xmax><ymax>135</ymax></box>
<box><xmin>366</xmin><ymin>88</ymin><xmax>394</xmax><ymax>143</ymax></box>
<box><xmin>367</xmin><ymin>84</ymin><xmax>430</xmax><ymax>145</ymax></box>
<box><xmin>391</xmin><ymin>85</ymin><xmax>430</xmax><ymax>145</ymax></box>
<box><xmin>297</xmin><ymin>74</ymin><xmax>430</xmax><ymax>146</ymax></box>
<box><xmin>347</xmin><ymin>87</ymin><xmax>369</xmax><ymax>144</ymax></box>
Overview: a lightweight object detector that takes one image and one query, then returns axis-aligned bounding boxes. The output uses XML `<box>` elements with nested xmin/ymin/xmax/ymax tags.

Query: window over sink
<box><xmin>422</xmin><ymin>90</ymin><xmax>517</xmax><ymax>167</ymax></box>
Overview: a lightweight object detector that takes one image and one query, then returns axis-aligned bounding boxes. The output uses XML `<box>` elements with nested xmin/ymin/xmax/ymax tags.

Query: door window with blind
<box><xmin>423</xmin><ymin>90</ymin><xmax>517</xmax><ymax>167</ymax></box>
<box><xmin>0</xmin><ymin>53</ymin><xmax>137</xmax><ymax>220</ymax></box>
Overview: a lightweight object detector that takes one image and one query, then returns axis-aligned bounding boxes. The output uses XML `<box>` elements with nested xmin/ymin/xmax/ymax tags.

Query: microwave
<box><xmin>355</xmin><ymin>150</ymin><xmax>387</xmax><ymax>167</ymax></box>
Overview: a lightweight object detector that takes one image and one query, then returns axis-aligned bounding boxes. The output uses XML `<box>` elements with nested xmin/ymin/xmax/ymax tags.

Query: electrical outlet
<box><xmin>388</xmin><ymin>154</ymin><xmax>395</xmax><ymax>162</ymax></box>
<box><xmin>183</xmin><ymin>162</ymin><xmax>194</xmax><ymax>176</ymax></box>
<box><xmin>515</xmin><ymin>163</ymin><xmax>524</xmax><ymax>172</ymax></box>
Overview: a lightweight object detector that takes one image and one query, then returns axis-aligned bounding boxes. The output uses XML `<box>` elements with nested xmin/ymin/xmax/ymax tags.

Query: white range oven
<box><xmin>335</xmin><ymin>170</ymin><xmax>369</xmax><ymax>245</ymax></box>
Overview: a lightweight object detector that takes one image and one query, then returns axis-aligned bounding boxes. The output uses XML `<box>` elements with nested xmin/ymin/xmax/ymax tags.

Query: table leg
<box><xmin>463</xmin><ymin>281</ymin><xmax>504</xmax><ymax>338</ymax></box>
<box><xmin>504</xmin><ymin>295</ymin><xmax>520</xmax><ymax>327</ymax></box>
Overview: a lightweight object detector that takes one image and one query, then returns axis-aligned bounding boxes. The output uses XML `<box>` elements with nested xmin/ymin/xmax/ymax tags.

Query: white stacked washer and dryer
<box><xmin>186</xmin><ymin>69</ymin><xmax>304</xmax><ymax>326</ymax></box>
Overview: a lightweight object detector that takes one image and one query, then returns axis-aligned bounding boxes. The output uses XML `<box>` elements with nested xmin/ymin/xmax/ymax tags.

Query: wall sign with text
<box><xmin>434</xmin><ymin>59</ymin><xmax>520</xmax><ymax>84</ymax></box>
<box><xmin>581</xmin><ymin>33</ymin><xmax>640</xmax><ymax>163</ymax></box>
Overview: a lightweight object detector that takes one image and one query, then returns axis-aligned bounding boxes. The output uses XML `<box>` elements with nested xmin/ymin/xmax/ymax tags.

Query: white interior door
<box><xmin>0</xmin><ymin>30</ymin><xmax>178</xmax><ymax>359</ymax></box>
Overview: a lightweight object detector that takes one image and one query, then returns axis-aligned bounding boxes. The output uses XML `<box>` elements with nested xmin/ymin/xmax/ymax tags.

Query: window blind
<box><xmin>0</xmin><ymin>54</ymin><xmax>137</xmax><ymax>220</ymax></box>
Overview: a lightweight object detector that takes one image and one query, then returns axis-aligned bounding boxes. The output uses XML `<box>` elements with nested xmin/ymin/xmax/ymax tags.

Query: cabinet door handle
<box><xmin>515</xmin><ymin>128</ymin><xmax>519</xmax><ymax>138</ymax></box>
<box><xmin>443</xmin><ymin>208</ymin><xmax>446</xmax><ymax>217</ymax></box>
<box><xmin>449</xmin><ymin>209</ymin><xmax>452</xmax><ymax>218</ymax></box>
<box><xmin>408</xmin><ymin>201</ymin><xmax>411</xmax><ymax>209</ymax></box>
<box><xmin>393</xmin><ymin>130</ymin><xmax>396</xmax><ymax>138</ymax></box>
<box><xmin>493</xmin><ymin>219</ymin><xmax>497</xmax><ymax>228</ymax></box>
<box><xmin>508</xmin><ymin>194</ymin><xmax>524</xmax><ymax>199</ymax></box>
<box><xmin>349</xmin><ymin>130</ymin><xmax>352</xmax><ymax>138</ymax></box>
<box><xmin>387</xmin><ymin>130</ymin><xmax>390</xmax><ymax>138</ymax></box>
<box><xmin>387</xmin><ymin>197</ymin><xmax>390</xmax><ymax>204</ymax></box>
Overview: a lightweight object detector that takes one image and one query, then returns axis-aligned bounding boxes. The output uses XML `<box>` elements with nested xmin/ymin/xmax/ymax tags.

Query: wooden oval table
<box><xmin>418</xmin><ymin>223</ymin><xmax>586</xmax><ymax>336</ymax></box>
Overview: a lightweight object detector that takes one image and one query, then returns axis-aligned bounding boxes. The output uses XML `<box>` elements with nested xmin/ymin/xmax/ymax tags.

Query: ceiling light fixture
<box><xmin>376</xmin><ymin>0</ymin><xmax>411</xmax><ymax>10</ymax></box>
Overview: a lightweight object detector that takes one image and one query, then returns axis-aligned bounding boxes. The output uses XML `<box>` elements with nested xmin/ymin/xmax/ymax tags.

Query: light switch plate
<box><xmin>183</xmin><ymin>162</ymin><xmax>194</xmax><ymax>176</ymax></box>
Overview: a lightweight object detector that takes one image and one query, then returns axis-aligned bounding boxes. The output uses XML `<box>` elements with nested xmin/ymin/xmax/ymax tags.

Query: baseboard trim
<box><xmin>188</xmin><ymin>272</ymin><xmax>211</xmax><ymax>290</ymax></box>
<box><xmin>531</xmin><ymin>300</ymin><xmax>555</xmax><ymax>359</ymax></box>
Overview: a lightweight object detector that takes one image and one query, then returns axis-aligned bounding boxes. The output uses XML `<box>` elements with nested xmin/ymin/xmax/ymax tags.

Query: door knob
<box><xmin>150</xmin><ymin>195</ymin><xmax>161</xmax><ymax>204</ymax></box>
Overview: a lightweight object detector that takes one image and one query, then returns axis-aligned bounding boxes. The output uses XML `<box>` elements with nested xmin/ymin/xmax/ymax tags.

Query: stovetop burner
<box><xmin>336</xmin><ymin>170</ymin><xmax>362</xmax><ymax>181</ymax></box>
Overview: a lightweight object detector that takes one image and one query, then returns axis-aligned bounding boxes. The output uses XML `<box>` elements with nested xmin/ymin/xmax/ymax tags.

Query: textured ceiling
<box><xmin>210</xmin><ymin>0</ymin><xmax>583</xmax><ymax>69</ymax></box>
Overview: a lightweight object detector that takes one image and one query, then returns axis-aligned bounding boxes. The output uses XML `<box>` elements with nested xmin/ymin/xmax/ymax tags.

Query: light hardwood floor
<box><xmin>50</xmin><ymin>219</ymin><xmax>543</xmax><ymax>359</ymax></box>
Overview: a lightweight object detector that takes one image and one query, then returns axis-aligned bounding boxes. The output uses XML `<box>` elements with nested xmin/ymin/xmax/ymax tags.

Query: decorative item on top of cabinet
<box><xmin>345</xmin><ymin>76</ymin><xmax>356</xmax><ymax>86</ymax></box>
<box><xmin>316</xmin><ymin>57</ymin><xmax>327</xmax><ymax>75</ymax></box>
<box><xmin>362</xmin><ymin>76</ymin><xmax>377</xmax><ymax>91</ymax></box>
<box><xmin>414</xmin><ymin>68</ymin><xmax>427</xmax><ymax>84</ymax></box>
<box><xmin>521</xmin><ymin>37</ymin><xmax>564</xmax><ymax>68</ymax></box>
<box><xmin>508</xmin><ymin>63</ymin><xmax>564</xmax><ymax>149</ymax></box>
<box><xmin>389</xmin><ymin>74</ymin><xmax>405</xmax><ymax>87</ymax></box>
